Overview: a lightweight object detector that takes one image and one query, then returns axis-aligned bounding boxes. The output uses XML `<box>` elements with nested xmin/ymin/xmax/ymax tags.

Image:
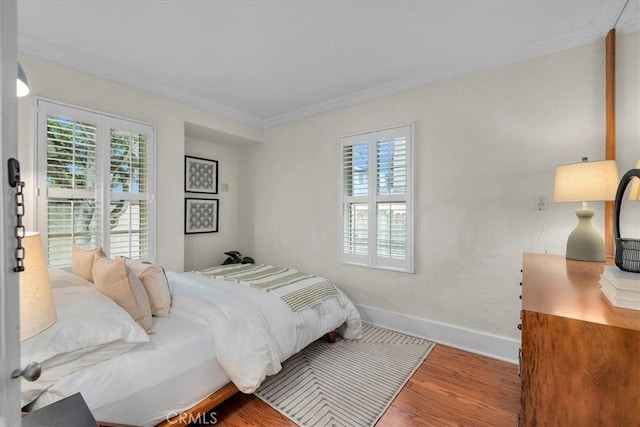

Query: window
<box><xmin>339</xmin><ymin>124</ymin><xmax>413</xmax><ymax>272</ymax></box>
<box><xmin>36</xmin><ymin>100</ymin><xmax>155</xmax><ymax>267</ymax></box>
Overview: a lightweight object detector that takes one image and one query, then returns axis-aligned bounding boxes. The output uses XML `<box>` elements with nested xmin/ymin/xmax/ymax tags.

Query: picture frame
<box><xmin>185</xmin><ymin>156</ymin><xmax>218</xmax><ymax>194</ymax></box>
<box><xmin>185</xmin><ymin>198</ymin><xmax>219</xmax><ymax>234</ymax></box>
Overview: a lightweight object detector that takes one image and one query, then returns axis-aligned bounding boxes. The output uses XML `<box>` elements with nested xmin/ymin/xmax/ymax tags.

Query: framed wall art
<box><xmin>185</xmin><ymin>198</ymin><xmax>219</xmax><ymax>234</ymax></box>
<box><xmin>185</xmin><ymin>156</ymin><xmax>218</xmax><ymax>194</ymax></box>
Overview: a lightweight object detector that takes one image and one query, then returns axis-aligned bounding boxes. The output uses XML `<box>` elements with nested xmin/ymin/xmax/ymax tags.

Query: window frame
<box><xmin>339</xmin><ymin>123</ymin><xmax>414</xmax><ymax>273</ymax></box>
<box><xmin>35</xmin><ymin>98</ymin><xmax>156</xmax><ymax>266</ymax></box>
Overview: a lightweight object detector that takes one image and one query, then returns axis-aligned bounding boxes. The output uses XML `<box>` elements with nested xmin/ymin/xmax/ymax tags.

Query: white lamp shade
<box><xmin>20</xmin><ymin>232</ymin><xmax>56</xmax><ymax>341</ymax></box>
<box><xmin>629</xmin><ymin>160</ymin><xmax>640</xmax><ymax>201</ymax></box>
<box><xmin>553</xmin><ymin>159</ymin><xmax>619</xmax><ymax>202</ymax></box>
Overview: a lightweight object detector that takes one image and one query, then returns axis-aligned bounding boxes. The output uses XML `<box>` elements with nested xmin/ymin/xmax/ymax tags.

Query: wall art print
<box><xmin>185</xmin><ymin>156</ymin><xmax>218</xmax><ymax>194</ymax></box>
<box><xmin>185</xmin><ymin>198</ymin><xmax>219</xmax><ymax>234</ymax></box>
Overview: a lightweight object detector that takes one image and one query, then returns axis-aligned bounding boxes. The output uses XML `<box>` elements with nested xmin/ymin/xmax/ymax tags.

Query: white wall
<box><xmin>16</xmin><ymin>53</ymin><xmax>263</xmax><ymax>272</ymax></box>
<box><xmin>244</xmin><ymin>31</ymin><xmax>640</xmax><ymax>360</ymax></box>
<box><xmin>184</xmin><ymin>137</ymin><xmax>241</xmax><ymax>270</ymax></box>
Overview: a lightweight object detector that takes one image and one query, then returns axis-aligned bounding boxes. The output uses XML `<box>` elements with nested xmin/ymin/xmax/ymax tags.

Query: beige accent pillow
<box><xmin>71</xmin><ymin>246</ymin><xmax>106</xmax><ymax>282</ymax></box>
<box><xmin>92</xmin><ymin>256</ymin><xmax>153</xmax><ymax>333</ymax></box>
<box><xmin>125</xmin><ymin>259</ymin><xmax>172</xmax><ymax>317</ymax></box>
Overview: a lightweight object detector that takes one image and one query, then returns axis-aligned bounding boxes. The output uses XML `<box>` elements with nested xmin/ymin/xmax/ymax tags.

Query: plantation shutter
<box><xmin>37</xmin><ymin>100</ymin><xmax>155</xmax><ymax>266</ymax></box>
<box><xmin>342</xmin><ymin>139</ymin><xmax>370</xmax><ymax>264</ymax></box>
<box><xmin>39</xmin><ymin>103</ymin><xmax>102</xmax><ymax>267</ymax></box>
<box><xmin>375</xmin><ymin>130</ymin><xmax>409</xmax><ymax>268</ymax></box>
<box><xmin>108</xmin><ymin>118</ymin><xmax>154</xmax><ymax>259</ymax></box>
<box><xmin>340</xmin><ymin>124</ymin><xmax>413</xmax><ymax>272</ymax></box>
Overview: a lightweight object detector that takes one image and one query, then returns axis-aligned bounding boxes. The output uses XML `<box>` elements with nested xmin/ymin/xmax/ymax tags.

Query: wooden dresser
<box><xmin>519</xmin><ymin>253</ymin><xmax>640</xmax><ymax>426</ymax></box>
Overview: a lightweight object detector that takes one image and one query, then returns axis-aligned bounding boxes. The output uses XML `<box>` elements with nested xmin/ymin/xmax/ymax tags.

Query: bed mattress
<box><xmin>31</xmin><ymin>311</ymin><xmax>228</xmax><ymax>426</ymax></box>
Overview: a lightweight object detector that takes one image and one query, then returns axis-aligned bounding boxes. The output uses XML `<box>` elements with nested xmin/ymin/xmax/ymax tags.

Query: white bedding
<box><xmin>167</xmin><ymin>271</ymin><xmax>362</xmax><ymax>392</ymax></box>
<box><xmin>30</xmin><ymin>312</ymin><xmax>228</xmax><ymax>426</ymax></box>
<box><xmin>30</xmin><ymin>268</ymin><xmax>362</xmax><ymax>425</ymax></box>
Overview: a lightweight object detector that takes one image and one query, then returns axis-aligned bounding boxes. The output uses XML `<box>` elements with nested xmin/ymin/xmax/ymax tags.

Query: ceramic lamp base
<box><xmin>566</xmin><ymin>208</ymin><xmax>606</xmax><ymax>262</ymax></box>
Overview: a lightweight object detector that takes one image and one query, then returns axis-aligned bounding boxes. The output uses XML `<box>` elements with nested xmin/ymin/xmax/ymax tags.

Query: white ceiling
<box><xmin>17</xmin><ymin>0</ymin><xmax>640</xmax><ymax>128</ymax></box>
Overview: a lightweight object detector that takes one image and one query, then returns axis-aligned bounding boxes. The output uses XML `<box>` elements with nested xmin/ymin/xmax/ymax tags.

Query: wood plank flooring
<box><xmin>207</xmin><ymin>344</ymin><xmax>520</xmax><ymax>426</ymax></box>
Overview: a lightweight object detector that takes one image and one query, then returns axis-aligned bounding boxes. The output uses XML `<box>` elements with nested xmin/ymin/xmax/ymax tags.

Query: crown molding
<box><xmin>617</xmin><ymin>20</ymin><xmax>640</xmax><ymax>33</ymax></box>
<box><xmin>607</xmin><ymin>0</ymin><xmax>640</xmax><ymax>33</ymax></box>
<box><xmin>264</xmin><ymin>1</ymin><xmax>640</xmax><ymax>128</ymax></box>
<box><xmin>18</xmin><ymin>36</ymin><xmax>264</xmax><ymax>128</ymax></box>
<box><xmin>264</xmin><ymin>25</ymin><xmax>611</xmax><ymax>128</ymax></box>
<box><xmin>598</xmin><ymin>0</ymin><xmax>628</xmax><ymax>33</ymax></box>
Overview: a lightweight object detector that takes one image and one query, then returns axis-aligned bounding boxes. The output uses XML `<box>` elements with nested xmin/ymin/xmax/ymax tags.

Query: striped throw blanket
<box><xmin>199</xmin><ymin>264</ymin><xmax>343</xmax><ymax>314</ymax></box>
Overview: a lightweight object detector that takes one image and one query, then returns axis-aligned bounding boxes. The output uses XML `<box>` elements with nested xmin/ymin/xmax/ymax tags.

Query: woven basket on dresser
<box><xmin>613</xmin><ymin>168</ymin><xmax>640</xmax><ymax>273</ymax></box>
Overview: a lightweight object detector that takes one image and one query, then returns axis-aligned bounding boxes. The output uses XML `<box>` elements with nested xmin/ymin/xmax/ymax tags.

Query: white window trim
<box><xmin>34</xmin><ymin>98</ymin><xmax>157</xmax><ymax>264</ymax></box>
<box><xmin>338</xmin><ymin>123</ymin><xmax>415</xmax><ymax>273</ymax></box>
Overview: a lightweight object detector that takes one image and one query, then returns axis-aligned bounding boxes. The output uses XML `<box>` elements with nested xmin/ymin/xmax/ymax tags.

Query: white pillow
<box><xmin>48</xmin><ymin>268</ymin><xmax>93</xmax><ymax>288</ymax></box>
<box><xmin>20</xmin><ymin>286</ymin><xmax>149</xmax><ymax>406</ymax></box>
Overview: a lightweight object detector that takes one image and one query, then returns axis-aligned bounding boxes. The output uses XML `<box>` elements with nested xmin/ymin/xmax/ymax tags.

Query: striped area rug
<box><xmin>254</xmin><ymin>323</ymin><xmax>436</xmax><ymax>427</ymax></box>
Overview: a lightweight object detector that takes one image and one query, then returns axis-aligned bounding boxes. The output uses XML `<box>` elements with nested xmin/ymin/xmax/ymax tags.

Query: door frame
<box><xmin>0</xmin><ymin>1</ymin><xmax>21</xmax><ymax>425</ymax></box>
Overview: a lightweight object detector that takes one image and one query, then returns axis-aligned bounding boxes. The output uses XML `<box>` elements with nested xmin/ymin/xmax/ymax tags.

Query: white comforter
<box><xmin>166</xmin><ymin>271</ymin><xmax>362</xmax><ymax>393</ymax></box>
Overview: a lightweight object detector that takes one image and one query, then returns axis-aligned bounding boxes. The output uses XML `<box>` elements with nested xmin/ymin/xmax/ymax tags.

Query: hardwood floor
<box><xmin>206</xmin><ymin>344</ymin><xmax>520</xmax><ymax>426</ymax></box>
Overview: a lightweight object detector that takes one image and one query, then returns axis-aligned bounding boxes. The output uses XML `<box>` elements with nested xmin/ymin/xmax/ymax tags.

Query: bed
<box><xmin>21</xmin><ymin>261</ymin><xmax>362</xmax><ymax>426</ymax></box>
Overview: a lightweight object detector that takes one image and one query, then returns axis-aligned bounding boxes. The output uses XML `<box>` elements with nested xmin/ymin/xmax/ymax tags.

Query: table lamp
<box><xmin>553</xmin><ymin>158</ymin><xmax>619</xmax><ymax>262</ymax></box>
<box><xmin>12</xmin><ymin>232</ymin><xmax>57</xmax><ymax>382</ymax></box>
<box><xmin>19</xmin><ymin>232</ymin><xmax>56</xmax><ymax>341</ymax></box>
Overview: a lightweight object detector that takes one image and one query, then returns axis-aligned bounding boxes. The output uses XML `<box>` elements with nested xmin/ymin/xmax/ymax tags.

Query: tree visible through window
<box><xmin>339</xmin><ymin>124</ymin><xmax>413</xmax><ymax>272</ymax></box>
<box><xmin>37</xmin><ymin>100</ymin><xmax>155</xmax><ymax>266</ymax></box>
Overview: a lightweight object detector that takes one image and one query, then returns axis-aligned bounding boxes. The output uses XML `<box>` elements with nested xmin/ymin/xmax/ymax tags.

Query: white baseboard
<box><xmin>354</xmin><ymin>304</ymin><xmax>520</xmax><ymax>364</ymax></box>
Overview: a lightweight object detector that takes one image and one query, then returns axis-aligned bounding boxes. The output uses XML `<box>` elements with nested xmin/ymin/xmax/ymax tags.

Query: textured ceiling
<box><xmin>17</xmin><ymin>0</ymin><xmax>640</xmax><ymax>127</ymax></box>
